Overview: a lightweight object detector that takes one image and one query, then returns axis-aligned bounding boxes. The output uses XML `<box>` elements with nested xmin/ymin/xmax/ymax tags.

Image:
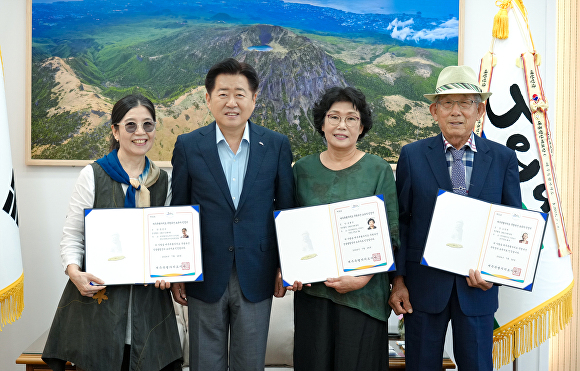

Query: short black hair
<box><xmin>312</xmin><ymin>87</ymin><xmax>372</xmax><ymax>141</ymax></box>
<box><xmin>368</xmin><ymin>218</ymin><xmax>375</xmax><ymax>224</ymax></box>
<box><xmin>205</xmin><ymin>58</ymin><xmax>260</xmax><ymax>95</ymax></box>
<box><xmin>109</xmin><ymin>94</ymin><xmax>156</xmax><ymax>152</ymax></box>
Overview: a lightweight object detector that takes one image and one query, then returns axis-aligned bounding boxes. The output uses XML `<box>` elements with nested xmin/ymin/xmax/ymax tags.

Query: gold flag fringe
<box><xmin>0</xmin><ymin>273</ymin><xmax>24</xmax><ymax>331</ymax></box>
<box><xmin>492</xmin><ymin>281</ymin><xmax>574</xmax><ymax>369</ymax></box>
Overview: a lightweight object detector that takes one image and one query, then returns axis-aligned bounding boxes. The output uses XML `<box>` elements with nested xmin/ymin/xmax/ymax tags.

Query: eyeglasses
<box><xmin>437</xmin><ymin>99</ymin><xmax>477</xmax><ymax>110</ymax></box>
<box><xmin>326</xmin><ymin>114</ymin><xmax>361</xmax><ymax>128</ymax></box>
<box><xmin>116</xmin><ymin>121</ymin><xmax>157</xmax><ymax>133</ymax></box>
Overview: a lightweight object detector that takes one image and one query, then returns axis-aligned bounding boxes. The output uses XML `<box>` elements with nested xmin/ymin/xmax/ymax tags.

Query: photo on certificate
<box><xmin>84</xmin><ymin>205</ymin><xmax>203</xmax><ymax>285</ymax></box>
<box><xmin>422</xmin><ymin>190</ymin><xmax>548</xmax><ymax>290</ymax></box>
<box><xmin>274</xmin><ymin>195</ymin><xmax>395</xmax><ymax>285</ymax></box>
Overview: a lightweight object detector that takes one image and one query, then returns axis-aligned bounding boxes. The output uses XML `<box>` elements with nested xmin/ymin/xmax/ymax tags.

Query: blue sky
<box><xmin>283</xmin><ymin>0</ymin><xmax>459</xmax><ymax>19</ymax></box>
<box><xmin>32</xmin><ymin>0</ymin><xmax>82</xmax><ymax>2</ymax></box>
<box><xmin>33</xmin><ymin>0</ymin><xmax>460</xmax><ymax>19</ymax></box>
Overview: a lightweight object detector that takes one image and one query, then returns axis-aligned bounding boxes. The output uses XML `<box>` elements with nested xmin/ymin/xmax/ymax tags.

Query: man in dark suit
<box><xmin>170</xmin><ymin>58</ymin><xmax>294</xmax><ymax>371</ymax></box>
<box><xmin>388</xmin><ymin>65</ymin><xmax>522</xmax><ymax>370</ymax></box>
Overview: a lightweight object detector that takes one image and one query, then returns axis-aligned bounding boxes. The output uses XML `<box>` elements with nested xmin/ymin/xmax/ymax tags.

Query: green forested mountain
<box><xmin>32</xmin><ymin>23</ymin><xmax>456</xmax><ymax>162</ymax></box>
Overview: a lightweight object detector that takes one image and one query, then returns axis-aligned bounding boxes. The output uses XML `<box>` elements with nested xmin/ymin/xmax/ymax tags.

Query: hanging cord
<box><xmin>510</xmin><ymin>0</ymin><xmax>535</xmax><ymax>53</ymax></box>
<box><xmin>512</xmin><ymin>0</ymin><xmax>536</xmax><ymax>50</ymax></box>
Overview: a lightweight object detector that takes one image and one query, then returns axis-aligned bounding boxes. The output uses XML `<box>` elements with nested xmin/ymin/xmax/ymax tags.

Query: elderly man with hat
<box><xmin>388</xmin><ymin>65</ymin><xmax>522</xmax><ymax>370</ymax></box>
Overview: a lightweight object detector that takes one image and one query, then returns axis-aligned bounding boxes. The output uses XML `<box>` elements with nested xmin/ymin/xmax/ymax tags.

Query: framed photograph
<box><xmin>27</xmin><ymin>0</ymin><xmax>462</xmax><ymax>166</ymax></box>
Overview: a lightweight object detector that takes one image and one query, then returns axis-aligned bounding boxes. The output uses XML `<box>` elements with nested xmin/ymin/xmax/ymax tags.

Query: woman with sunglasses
<box><xmin>43</xmin><ymin>94</ymin><xmax>182</xmax><ymax>371</ymax></box>
<box><xmin>289</xmin><ymin>87</ymin><xmax>399</xmax><ymax>371</ymax></box>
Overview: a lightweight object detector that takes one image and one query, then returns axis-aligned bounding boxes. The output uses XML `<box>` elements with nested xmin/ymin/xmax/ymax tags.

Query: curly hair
<box><xmin>312</xmin><ymin>87</ymin><xmax>372</xmax><ymax>141</ymax></box>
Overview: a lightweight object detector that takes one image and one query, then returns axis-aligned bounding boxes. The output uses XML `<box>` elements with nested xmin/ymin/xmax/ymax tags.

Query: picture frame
<box><xmin>26</xmin><ymin>0</ymin><xmax>464</xmax><ymax>166</ymax></box>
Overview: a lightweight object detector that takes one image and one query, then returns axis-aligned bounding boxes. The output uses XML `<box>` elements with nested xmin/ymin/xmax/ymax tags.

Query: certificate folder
<box><xmin>274</xmin><ymin>195</ymin><xmax>395</xmax><ymax>286</ymax></box>
<box><xmin>84</xmin><ymin>205</ymin><xmax>203</xmax><ymax>285</ymax></box>
<box><xmin>422</xmin><ymin>190</ymin><xmax>547</xmax><ymax>290</ymax></box>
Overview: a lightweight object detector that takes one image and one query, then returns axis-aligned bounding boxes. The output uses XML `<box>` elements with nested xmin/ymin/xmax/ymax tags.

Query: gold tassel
<box><xmin>492</xmin><ymin>0</ymin><xmax>512</xmax><ymax>39</ymax></box>
<box><xmin>0</xmin><ymin>273</ymin><xmax>25</xmax><ymax>331</ymax></box>
<box><xmin>492</xmin><ymin>281</ymin><xmax>574</xmax><ymax>369</ymax></box>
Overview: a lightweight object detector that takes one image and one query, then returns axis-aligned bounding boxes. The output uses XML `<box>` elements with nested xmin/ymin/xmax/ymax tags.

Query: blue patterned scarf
<box><xmin>95</xmin><ymin>149</ymin><xmax>150</xmax><ymax>208</ymax></box>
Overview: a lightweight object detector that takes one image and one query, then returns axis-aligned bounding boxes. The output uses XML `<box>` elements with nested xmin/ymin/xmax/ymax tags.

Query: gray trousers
<box><xmin>187</xmin><ymin>267</ymin><xmax>273</xmax><ymax>371</ymax></box>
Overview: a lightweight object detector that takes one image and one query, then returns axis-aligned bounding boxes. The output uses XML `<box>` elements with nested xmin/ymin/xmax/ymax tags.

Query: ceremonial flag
<box><xmin>471</xmin><ymin>1</ymin><xmax>573</xmax><ymax>368</ymax></box>
<box><xmin>0</xmin><ymin>47</ymin><xmax>24</xmax><ymax>330</ymax></box>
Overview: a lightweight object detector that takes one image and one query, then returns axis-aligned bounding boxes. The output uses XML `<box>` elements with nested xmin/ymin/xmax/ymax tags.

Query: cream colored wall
<box><xmin>550</xmin><ymin>1</ymin><xmax>580</xmax><ymax>370</ymax></box>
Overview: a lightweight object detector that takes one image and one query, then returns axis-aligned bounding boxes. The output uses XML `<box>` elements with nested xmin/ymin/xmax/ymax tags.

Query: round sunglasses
<box><xmin>116</xmin><ymin>121</ymin><xmax>157</xmax><ymax>133</ymax></box>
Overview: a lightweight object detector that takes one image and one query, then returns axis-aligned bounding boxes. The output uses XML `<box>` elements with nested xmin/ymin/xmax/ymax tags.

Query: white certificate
<box><xmin>422</xmin><ymin>190</ymin><xmax>547</xmax><ymax>290</ymax></box>
<box><xmin>84</xmin><ymin>205</ymin><xmax>203</xmax><ymax>285</ymax></box>
<box><xmin>274</xmin><ymin>195</ymin><xmax>395</xmax><ymax>285</ymax></box>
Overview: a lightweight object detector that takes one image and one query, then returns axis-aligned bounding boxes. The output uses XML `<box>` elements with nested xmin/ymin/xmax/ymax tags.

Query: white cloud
<box><xmin>439</xmin><ymin>18</ymin><xmax>459</xmax><ymax>28</ymax></box>
<box><xmin>390</xmin><ymin>26</ymin><xmax>415</xmax><ymax>41</ymax></box>
<box><xmin>389</xmin><ymin>17</ymin><xmax>459</xmax><ymax>42</ymax></box>
<box><xmin>386</xmin><ymin>17</ymin><xmax>414</xmax><ymax>31</ymax></box>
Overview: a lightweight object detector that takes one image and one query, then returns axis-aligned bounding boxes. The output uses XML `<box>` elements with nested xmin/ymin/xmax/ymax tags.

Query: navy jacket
<box><xmin>395</xmin><ymin>133</ymin><xmax>521</xmax><ymax>316</ymax></box>
<box><xmin>171</xmin><ymin>121</ymin><xmax>295</xmax><ymax>303</ymax></box>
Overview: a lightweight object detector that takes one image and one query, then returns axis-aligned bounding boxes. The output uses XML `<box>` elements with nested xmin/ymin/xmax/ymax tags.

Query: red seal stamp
<box><xmin>512</xmin><ymin>267</ymin><xmax>521</xmax><ymax>276</ymax></box>
<box><xmin>181</xmin><ymin>262</ymin><xmax>190</xmax><ymax>270</ymax></box>
<box><xmin>372</xmin><ymin>253</ymin><xmax>381</xmax><ymax>262</ymax></box>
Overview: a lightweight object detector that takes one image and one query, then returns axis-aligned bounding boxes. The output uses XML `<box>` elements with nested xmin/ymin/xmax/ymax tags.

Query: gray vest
<box><xmin>43</xmin><ymin>163</ymin><xmax>181</xmax><ymax>371</ymax></box>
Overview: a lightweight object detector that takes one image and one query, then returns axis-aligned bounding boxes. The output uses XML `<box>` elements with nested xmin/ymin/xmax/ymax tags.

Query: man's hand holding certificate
<box><xmin>274</xmin><ymin>195</ymin><xmax>395</xmax><ymax>286</ymax></box>
<box><xmin>422</xmin><ymin>190</ymin><xmax>547</xmax><ymax>290</ymax></box>
<box><xmin>84</xmin><ymin>205</ymin><xmax>203</xmax><ymax>285</ymax></box>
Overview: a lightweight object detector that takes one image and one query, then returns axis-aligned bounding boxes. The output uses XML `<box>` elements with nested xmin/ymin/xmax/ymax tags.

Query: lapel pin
<box><xmin>259</xmin><ymin>142</ymin><xmax>264</xmax><ymax>146</ymax></box>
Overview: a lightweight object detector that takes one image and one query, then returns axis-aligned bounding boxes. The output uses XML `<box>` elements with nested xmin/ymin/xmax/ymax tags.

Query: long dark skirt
<box><xmin>42</xmin><ymin>280</ymin><xmax>183</xmax><ymax>371</ymax></box>
<box><xmin>294</xmin><ymin>291</ymin><xmax>388</xmax><ymax>371</ymax></box>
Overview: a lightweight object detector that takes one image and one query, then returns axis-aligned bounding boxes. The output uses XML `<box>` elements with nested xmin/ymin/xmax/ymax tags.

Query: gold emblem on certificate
<box><xmin>446</xmin><ymin>220</ymin><xmax>464</xmax><ymax>248</ymax></box>
<box><xmin>107</xmin><ymin>232</ymin><xmax>126</xmax><ymax>261</ymax></box>
<box><xmin>108</xmin><ymin>256</ymin><xmax>126</xmax><ymax>261</ymax></box>
<box><xmin>300</xmin><ymin>232</ymin><xmax>318</xmax><ymax>260</ymax></box>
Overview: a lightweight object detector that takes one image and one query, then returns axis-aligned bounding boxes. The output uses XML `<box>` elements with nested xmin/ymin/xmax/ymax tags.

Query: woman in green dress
<box><xmin>290</xmin><ymin>87</ymin><xmax>399</xmax><ymax>371</ymax></box>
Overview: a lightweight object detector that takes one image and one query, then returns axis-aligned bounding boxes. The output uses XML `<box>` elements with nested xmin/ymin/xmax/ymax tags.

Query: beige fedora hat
<box><xmin>424</xmin><ymin>65</ymin><xmax>492</xmax><ymax>102</ymax></box>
